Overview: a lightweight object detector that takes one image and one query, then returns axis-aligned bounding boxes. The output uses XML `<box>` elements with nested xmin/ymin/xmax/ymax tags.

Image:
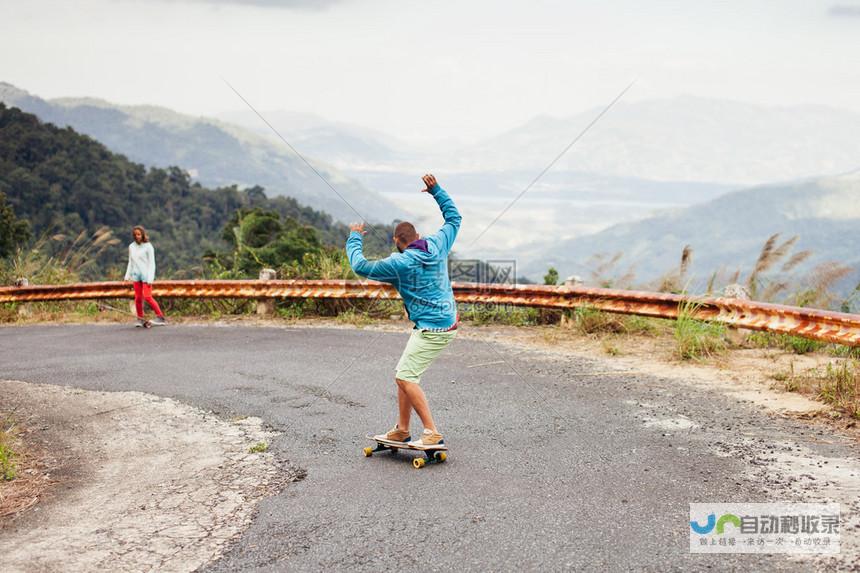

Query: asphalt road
<box><xmin>0</xmin><ymin>324</ymin><xmax>854</xmax><ymax>571</ymax></box>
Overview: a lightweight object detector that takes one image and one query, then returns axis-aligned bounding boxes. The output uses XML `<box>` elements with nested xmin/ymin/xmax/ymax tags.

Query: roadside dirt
<box><xmin>0</xmin><ymin>416</ymin><xmax>56</xmax><ymax>521</ymax></box>
<box><xmin>0</xmin><ymin>380</ymin><xmax>296</xmax><ymax>573</ymax></box>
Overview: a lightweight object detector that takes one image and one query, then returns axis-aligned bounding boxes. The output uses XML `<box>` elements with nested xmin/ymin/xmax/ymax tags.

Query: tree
<box><xmin>218</xmin><ymin>208</ymin><xmax>324</xmax><ymax>275</ymax></box>
<box><xmin>0</xmin><ymin>104</ymin><xmax>405</xmax><ymax>278</ymax></box>
<box><xmin>0</xmin><ymin>104</ymin><xmax>396</xmax><ymax>277</ymax></box>
<box><xmin>0</xmin><ymin>191</ymin><xmax>31</xmax><ymax>257</ymax></box>
<box><xmin>244</xmin><ymin>185</ymin><xmax>268</xmax><ymax>207</ymax></box>
<box><xmin>224</xmin><ymin>209</ymin><xmax>284</xmax><ymax>249</ymax></box>
<box><xmin>544</xmin><ymin>266</ymin><xmax>559</xmax><ymax>286</ymax></box>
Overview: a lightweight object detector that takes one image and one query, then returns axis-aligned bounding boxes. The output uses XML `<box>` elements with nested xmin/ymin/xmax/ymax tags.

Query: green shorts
<box><xmin>395</xmin><ymin>329</ymin><xmax>457</xmax><ymax>384</ymax></box>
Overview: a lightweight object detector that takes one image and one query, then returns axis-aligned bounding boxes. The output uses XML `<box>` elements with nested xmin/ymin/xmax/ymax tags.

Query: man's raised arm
<box><xmin>422</xmin><ymin>174</ymin><xmax>461</xmax><ymax>256</ymax></box>
<box><xmin>345</xmin><ymin>222</ymin><xmax>401</xmax><ymax>283</ymax></box>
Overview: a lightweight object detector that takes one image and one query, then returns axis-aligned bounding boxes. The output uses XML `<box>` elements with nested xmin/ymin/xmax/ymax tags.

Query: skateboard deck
<box><xmin>363</xmin><ymin>436</ymin><xmax>448</xmax><ymax>469</ymax></box>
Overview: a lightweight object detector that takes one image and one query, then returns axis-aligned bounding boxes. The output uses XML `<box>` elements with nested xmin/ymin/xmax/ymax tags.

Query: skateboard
<box><xmin>96</xmin><ymin>302</ymin><xmax>156</xmax><ymax>328</ymax></box>
<box><xmin>363</xmin><ymin>436</ymin><xmax>448</xmax><ymax>469</ymax></box>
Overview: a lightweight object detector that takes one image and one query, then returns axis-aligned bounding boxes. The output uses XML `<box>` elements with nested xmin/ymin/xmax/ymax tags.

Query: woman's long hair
<box><xmin>132</xmin><ymin>225</ymin><xmax>149</xmax><ymax>244</ymax></box>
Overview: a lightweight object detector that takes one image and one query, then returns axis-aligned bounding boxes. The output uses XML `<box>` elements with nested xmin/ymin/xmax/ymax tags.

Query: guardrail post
<box><xmin>722</xmin><ymin>283</ymin><xmax>752</xmax><ymax>344</ymax></box>
<box><xmin>559</xmin><ymin>276</ymin><xmax>584</xmax><ymax>328</ymax></box>
<box><xmin>14</xmin><ymin>278</ymin><xmax>31</xmax><ymax>317</ymax></box>
<box><xmin>257</xmin><ymin>268</ymin><xmax>277</xmax><ymax>316</ymax></box>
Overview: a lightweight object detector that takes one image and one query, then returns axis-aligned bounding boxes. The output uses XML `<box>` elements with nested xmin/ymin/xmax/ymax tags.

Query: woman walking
<box><xmin>125</xmin><ymin>225</ymin><xmax>167</xmax><ymax>327</ymax></box>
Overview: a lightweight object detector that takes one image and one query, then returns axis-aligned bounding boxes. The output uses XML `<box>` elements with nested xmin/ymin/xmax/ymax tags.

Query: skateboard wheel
<box><xmin>363</xmin><ymin>447</ymin><xmax>373</xmax><ymax>457</ymax></box>
<box><xmin>412</xmin><ymin>458</ymin><xmax>425</xmax><ymax>469</ymax></box>
<box><xmin>435</xmin><ymin>451</ymin><xmax>447</xmax><ymax>463</ymax></box>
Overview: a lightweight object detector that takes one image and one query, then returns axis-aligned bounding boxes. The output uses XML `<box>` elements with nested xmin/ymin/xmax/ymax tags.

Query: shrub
<box><xmin>817</xmin><ymin>360</ymin><xmax>860</xmax><ymax>419</ymax></box>
<box><xmin>0</xmin><ymin>443</ymin><xmax>15</xmax><ymax>481</ymax></box>
<box><xmin>335</xmin><ymin>309</ymin><xmax>374</xmax><ymax>327</ymax></box>
<box><xmin>248</xmin><ymin>441</ymin><xmax>269</xmax><ymax>454</ymax></box>
<box><xmin>674</xmin><ymin>301</ymin><xmax>727</xmax><ymax>360</ymax></box>
<box><xmin>0</xmin><ymin>421</ymin><xmax>17</xmax><ymax>481</ymax></box>
<box><xmin>745</xmin><ymin>332</ymin><xmax>825</xmax><ymax>355</ymax></box>
<box><xmin>783</xmin><ymin>335</ymin><xmax>824</xmax><ymax>355</ymax></box>
<box><xmin>829</xmin><ymin>345</ymin><xmax>860</xmax><ymax>359</ymax></box>
<box><xmin>572</xmin><ymin>306</ymin><xmax>626</xmax><ymax>335</ymax></box>
<box><xmin>460</xmin><ymin>303</ymin><xmax>539</xmax><ymax>326</ymax></box>
<box><xmin>622</xmin><ymin>315</ymin><xmax>668</xmax><ymax>336</ymax></box>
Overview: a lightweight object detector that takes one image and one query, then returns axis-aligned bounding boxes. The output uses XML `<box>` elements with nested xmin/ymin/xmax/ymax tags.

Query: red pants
<box><xmin>133</xmin><ymin>282</ymin><xmax>164</xmax><ymax>318</ymax></box>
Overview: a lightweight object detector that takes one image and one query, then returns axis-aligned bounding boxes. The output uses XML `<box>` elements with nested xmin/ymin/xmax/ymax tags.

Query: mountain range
<box><xmin>0</xmin><ymin>103</ymin><xmax>393</xmax><ymax>274</ymax></box>
<box><xmin>4</xmin><ymin>81</ymin><xmax>858</xmax><ymax>302</ymax></box>
<box><xmin>521</xmin><ymin>172</ymin><xmax>860</xmax><ymax>298</ymax></box>
<box><xmin>221</xmin><ymin>97</ymin><xmax>860</xmax><ymax>267</ymax></box>
<box><xmin>0</xmin><ymin>82</ymin><xmax>406</xmax><ymax>224</ymax></box>
<box><xmin>216</xmin><ymin>109</ymin><xmax>413</xmax><ymax>171</ymax></box>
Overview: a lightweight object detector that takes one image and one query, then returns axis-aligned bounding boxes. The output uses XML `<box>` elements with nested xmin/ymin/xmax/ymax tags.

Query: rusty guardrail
<box><xmin>1</xmin><ymin>280</ymin><xmax>858</xmax><ymax>346</ymax></box>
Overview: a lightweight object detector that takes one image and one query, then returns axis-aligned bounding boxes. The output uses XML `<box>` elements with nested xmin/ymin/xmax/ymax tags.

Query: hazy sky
<box><xmin>2</xmin><ymin>0</ymin><xmax>859</xmax><ymax>143</ymax></box>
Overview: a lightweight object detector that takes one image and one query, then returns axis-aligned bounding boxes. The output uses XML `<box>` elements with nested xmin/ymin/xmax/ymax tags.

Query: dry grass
<box><xmin>0</xmin><ymin>415</ymin><xmax>54</xmax><ymax>520</ymax></box>
<box><xmin>747</xmin><ymin>234</ymin><xmax>798</xmax><ymax>298</ymax></box>
<box><xmin>335</xmin><ymin>308</ymin><xmax>375</xmax><ymax>328</ymax></box>
<box><xmin>586</xmin><ymin>252</ymin><xmax>624</xmax><ymax>288</ymax></box>
<box><xmin>1</xmin><ymin>227</ymin><xmax>119</xmax><ymax>287</ymax></box>
<box><xmin>778</xmin><ymin>360</ymin><xmax>860</xmax><ymax>420</ymax></box>
<box><xmin>656</xmin><ymin>245</ymin><xmax>694</xmax><ymax>294</ymax></box>
<box><xmin>569</xmin><ymin>306</ymin><xmax>626</xmax><ymax>334</ymax></box>
<box><xmin>601</xmin><ymin>338</ymin><xmax>621</xmax><ymax>356</ymax></box>
<box><xmin>562</xmin><ymin>307</ymin><xmax>672</xmax><ymax>340</ymax></box>
<box><xmin>679</xmin><ymin>244</ymin><xmax>693</xmax><ymax>281</ymax></box>
<box><xmin>745</xmin><ymin>331</ymin><xmax>826</xmax><ymax>355</ymax></box>
<box><xmin>781</xmin><ymin>250</ymin><xmax>812</xmax><ymax>273</ymax></box>
<box><xmin>791</xmin><ymin>262</ymin><xmax>854</xmax><ymax>309</ymax></box>
<box><xmin>1</xmin><ymin>301</ymin><xmax>131</xmax><ymax>325</ymax></box>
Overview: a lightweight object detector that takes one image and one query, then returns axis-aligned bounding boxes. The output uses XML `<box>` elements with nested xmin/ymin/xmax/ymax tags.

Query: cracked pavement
<box><xmin>0</xmin><ymin>381</ymin><xmax>291</xmax><ymax>573</ymax></box>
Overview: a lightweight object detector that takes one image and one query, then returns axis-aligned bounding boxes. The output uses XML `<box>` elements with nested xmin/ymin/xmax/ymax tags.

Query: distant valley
<box><xmin>222</xmin><ymin>96</ymin><xmax>860</xmax><ymax>278</ymax></box>
<box><xmin>519</xmin><ymin>173</ymin><xmax>860</xmax><ymax>298</ymax></box>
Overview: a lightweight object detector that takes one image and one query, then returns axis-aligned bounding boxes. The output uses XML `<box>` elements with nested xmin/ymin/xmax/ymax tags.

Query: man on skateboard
<box><xmin>347</xmin><ymin>174</ymin><xmax>461</xmax><ymax>449</ymax></box>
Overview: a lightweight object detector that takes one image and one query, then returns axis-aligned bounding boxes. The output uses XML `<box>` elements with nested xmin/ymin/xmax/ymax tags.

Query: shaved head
<box><xmin>394</xmin><ymin>221</ymin><xmax>419</xmax><ymax>252</ymax></box>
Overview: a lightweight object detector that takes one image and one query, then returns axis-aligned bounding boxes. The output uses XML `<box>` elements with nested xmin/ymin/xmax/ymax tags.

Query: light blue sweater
<box><xmin>125</xmin><ymin>241</ymin><xmax>156</xmax><ymax>284</ymax></box>
<box><xmin>346</xmin><ymin>184</ymin><xmax>462</xmax><ymax>330</ymax></box>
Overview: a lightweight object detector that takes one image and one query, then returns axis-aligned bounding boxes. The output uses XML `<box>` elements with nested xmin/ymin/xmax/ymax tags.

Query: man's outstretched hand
<box><xmin>349</xmin><ymin>222</ymin><xmax>366</xmax><ymax>235</ymax></box>
<box><xmin>421</xmin><ymin>174</ymin><xmax>438</xmax><ymax>192</ymax></box>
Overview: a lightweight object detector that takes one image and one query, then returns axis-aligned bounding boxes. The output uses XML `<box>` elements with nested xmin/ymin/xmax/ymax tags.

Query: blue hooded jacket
<box><xmin>346</xmin><ymin>184</ymin><xmax>461</xmax><ymax>330</ymax></box>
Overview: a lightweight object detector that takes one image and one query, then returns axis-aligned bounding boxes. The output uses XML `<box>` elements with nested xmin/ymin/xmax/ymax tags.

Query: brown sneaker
<box><xmin>407</xmin><ymin>429</ymin><xmax>445</xmax><ymax>450</ymax></box>
<box><xmin>373</xmin><ymin>425</ymin><xmax>410</xmax><ymax>443</ymax></box>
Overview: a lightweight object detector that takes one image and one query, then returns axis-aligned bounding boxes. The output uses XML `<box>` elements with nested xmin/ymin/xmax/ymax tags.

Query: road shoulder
<box><xmin>0</xmin><ymin>379</ymin><xmax>294</xmax><ymax>573</ymax></box>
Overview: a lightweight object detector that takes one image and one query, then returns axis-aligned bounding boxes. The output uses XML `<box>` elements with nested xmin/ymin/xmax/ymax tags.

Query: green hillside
<box><xmin>0</xmin><ymin>82</ymin><xmax>407</xmax><ymax>223</ymax></box>
<box><xmin>0</xmin><ymin>103</ymin><xmax>393</xmax><ymax>278</ymax></box>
